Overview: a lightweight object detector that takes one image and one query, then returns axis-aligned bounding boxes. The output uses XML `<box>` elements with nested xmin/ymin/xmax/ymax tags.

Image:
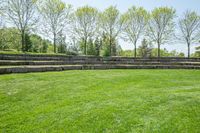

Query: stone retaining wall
<box><xmin>0</xmin><ymin>54</ymin><xmax>200</xmax><ymax>74</ymax></box>
<box><xmin>1</xmin><ymin>54</ymin><xmax>200</xmax><ymax>62</ymax></box>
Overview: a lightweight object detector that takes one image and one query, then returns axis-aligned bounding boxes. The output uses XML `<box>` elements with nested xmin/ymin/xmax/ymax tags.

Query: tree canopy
<box><xmin>147</xmin><ymin>7</ymin><xmax>176</xmax><ymax>58</ymax></box>
<box><xmin>0</xmin><ymin>2</ymin><xmax>200</xmax><ymax>57</ymax></box>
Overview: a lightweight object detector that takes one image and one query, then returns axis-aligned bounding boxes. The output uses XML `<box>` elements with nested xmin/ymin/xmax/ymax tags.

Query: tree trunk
<box><xmin>84</xmin><ymin>38</ymin><xmax>87</xmax><ymax>55</ymax></box>
<box><xmin>188</xmin><ymin>42</ymin><xmax>190</xmax><ymax>58</ymax></box>
<box><xmin>53</xmin><ymin>33</ymin><xmax>56</xmax><ymax>53</ymax></box>
<box><xmin>109</xmin><ymin>37</ymin><xmax>112</xmax><ymax>56</ymax></box>
<box><xmin>158</xmin><ymin>41</ymin><xmax>160</xmax><ymax>58</ymax></box>
<box><xmin>0</xmin><ymin>31</ymin><xmax>3</xmax><ymax>50</ymax></box>
<box><xmin>96</xmin><ymin>39</ymin><xmax>102</xmax><ymax>56</ymax></box>
<box><xmin>21</xmin><ymin>30</ymin><xmax>25</xmax><ymax>52</ymax></box>
<box><xmin>134</xmin><ymin>42</ymin><xmax>137</xmax><ymax>58</ymax></box>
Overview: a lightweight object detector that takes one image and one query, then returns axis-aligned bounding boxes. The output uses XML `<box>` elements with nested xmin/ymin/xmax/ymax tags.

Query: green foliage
<box><xmin>29</xmin><ymin>34</ymin><xmax>50</xmax><ymax>53</ymax></box>
<box><xmin>4</xmin><ymin>0</ymin><xmax>38</xmax><ymax>52</ymax></box>
<box><xmin>102</xmin><ymin>45</ymin><xmax>110</xmax><ymax>57</ymax></box>
<box><xmin>25</xmin><ymin>34</ymin><xmax>32</xmax><ymax>52</ymax></box>
<box><xmin>73</xmin><ymin>5</ymin><xmax>99</xmax><ymax>55</ymax></box>
<box><xmin>192</xmin><ymin>46</ymin><xmax>200</xmax><ymax>57</ymax></box>
<box><xmin>0</xmin><ymin>28</ymin><xmax>52</xmax><ymax>53</ymax></box>
<box><xmin>94</xmin><ymin>37</ymin><xmax>102</xmax><ymax>56</ymax></box>
<box><xmin>57</xmin><ymin>44</ymin><xmax>66</xmax><ymax>54</ymax></box>
<box><xmin>78</xmin><ymin>38</ymin><xmax>85</xmax><ymax>54</ymax></box>
<box><xmin>101</xmin><ymin>33</ymin><xmax>111</xmax><ymax>57</ymax></box>
<box><xmin>1</xmin><ymin>3</ymin><xmax>199</xmax><ymax>57</ymax></box>
<box><xmin>151</xmin><ymin>48</ymin><xmax>185</xmax><ymax>57</ymax></box>
<box><xmin>100</xmin><ymin>6</ymin><xmax>120</xmax><ymax>26</ymax></box>
<box><xmin>38</xmin><ymin>0</ymin><xmax>72</xmax><ymax>53</ymax></box>
<box><xmin>87</xmin><ymin>38</ymin><xmax>96</xmax><ymax>55</ymax></box>
<box><xmin>39</xmin><ymin>0</ymin><xmax>67</xmax><ymax>14</ymax></box>
<box><xmin>75</xmin><ymin>5</ymin><xmax>98</xmax><ymax>17</ymax></box>
<box><xmin>119</xmin><ymin>50</ymin><xmax>134</xmax><ymax>57</ymax></box>
<box><xmin>147</xmin><ymin>7</ymin><xmax>176</xmax><ymax>57</ymax></box>
<box><xmin>122</xmin><ymin>6</ymin><xmax>149</xmax><ymax>57</ymax></box>
<box><xmin>151</xmin><ymin>7</ymin><xmax>176</xmax><ymax>19</ymax></box>
<box><xmin>138</xmin><ymin>39</ymin><xmax>153</xmax><ymax>58</ymax></box>
<box><xmin>57</xmin><ymin>32</ymin><xmax>67</xmax><ymax>54</ymax></box>
<box><xmin>178</xmin><ymin>10</ymin><xmax>200</xmax><ymax>58</ymax></box>
<box><xmin>100</xmin><ymin>6</ymin><xmax>124</xmax><ymax>56</ymax></box>
<box><xmin>0</xmin><ymin>28</ymin><xmax>21</xmax><ymax>51</ymax></box>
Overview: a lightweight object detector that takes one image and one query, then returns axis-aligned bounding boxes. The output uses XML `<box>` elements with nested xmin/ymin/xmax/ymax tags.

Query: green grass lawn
<box><xmin>0</xmin><ymin>70</ymin><xmax>200</xmax><ymax>132</ymax></box>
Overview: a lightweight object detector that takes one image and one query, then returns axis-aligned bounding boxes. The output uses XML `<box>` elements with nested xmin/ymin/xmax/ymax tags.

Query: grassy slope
<box><xmin>0</xmin><ymin>70</ymin><xmax>200</xmax><ymax>132</ymax></box>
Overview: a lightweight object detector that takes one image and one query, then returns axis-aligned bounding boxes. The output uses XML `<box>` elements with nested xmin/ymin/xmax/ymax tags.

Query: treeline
<box><xmin>0</xmin><ymin>0</ymin><xmax>200</xmax><ymax>57</ymax></box>
<box><xmin>0</xmin><ymin>28</ymin><xmax>52</xmax><ymax>53</ymax></box>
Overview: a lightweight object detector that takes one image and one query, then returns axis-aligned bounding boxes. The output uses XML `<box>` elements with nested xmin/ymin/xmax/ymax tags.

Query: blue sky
<box><xmin>63</xmin><ymin>0</ymin><xmax>200</xmax><ymax>54</ymax></box>
<box><xmin>63</xmin><ymin>0</ymin><xmax>200</xmax><ymax>15</ymax></box>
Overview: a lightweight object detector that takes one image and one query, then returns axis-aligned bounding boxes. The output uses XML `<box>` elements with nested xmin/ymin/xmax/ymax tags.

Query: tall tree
<box><xmin>24</xmin><ymin>34</ymin><xmax>32</xmax><ymax>52</ymax></box>
<box><xmin>178</xmin><ymin>10</ymin><xmax>200</xmax><ymax>58</ymax></box>
<box><xmin>0</xmin><ymin>0</ymin><xmax>7</xmax><ymax>50</ymax></box>
<box><xmin>138</xmin><ymin>38</ymin><xmax>153</xmax><ymax>58</ymax></box>
<box><xmin>147</xmin><ymin>7</ymin><xmax>176</xmax><ymax>58</ymax></box>
<box><xmin>57</xmin><ymin>31</ymin><xmax>67</xmax><ymax>53</ymax></box>
<box><xmin>72</xmin><ymin>6</ymin><xmax>98</xmax><ymax>55</ymax></box>
<box><xmin>0</xmin><ymin>3</ymin><xmax>4</xmax><ymax>49</ymax></box>
<box><xmin>3</xmin><ymin>0</ymin><xmax>38</xmax><ymax>52</ymax></box>
<box><xmin>87</xmin><ymin>38</ymin><xmax>95</xmax><ymax>55</ymax></box>
<box><xmin>94</xmin><ymin>37</ymin><xmax>102</xmax><ymax>56</ymax></box>
<box><xmin>99</xmin><ymin>6</ymin><xmax>125</xmax><ymax>56</ymax></box>
<box><xmin>38</xmin><ymin>0</ymin><xmax>71</xmax><ymax>53</ymax></box>
<box><xmin>122</xmin><ymin>6</ymin><xmax>149</xmax><ymax>57</ymax></box>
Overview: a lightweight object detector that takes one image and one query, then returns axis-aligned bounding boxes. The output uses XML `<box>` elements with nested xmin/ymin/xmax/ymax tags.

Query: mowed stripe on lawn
<box><xmin>0</xmin><ymin>70</ymin><xmax>200</xmax><ymax>132</ymax></box>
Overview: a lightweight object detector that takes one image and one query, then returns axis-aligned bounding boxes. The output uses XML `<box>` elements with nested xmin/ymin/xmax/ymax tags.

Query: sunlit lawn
<box><xmin>0</xmin><ymin>70</ymin><xmax>200</xmax><ymax>132</ymax></box>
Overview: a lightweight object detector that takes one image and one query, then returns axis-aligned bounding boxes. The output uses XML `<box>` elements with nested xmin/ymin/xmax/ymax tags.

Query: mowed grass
<box><xmin>0</xmin><ymin>70</ymin><xmax>200</xmax><ymax>132</ymax></box>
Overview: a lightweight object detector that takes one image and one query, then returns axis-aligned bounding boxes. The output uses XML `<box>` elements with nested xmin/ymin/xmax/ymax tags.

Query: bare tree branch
<box><xmin>70</xmin><ymin>6</ymin><xmax>98</xmax><ymax>55</ymax></box>
<box><xmin>3</xmin><ymin>0</ymin><xmax>38</xmax><ymax>52</ymax></box>
<box><xmin>146</xmin><ymin>7</ymin><xmax>176</xmax><ymax>58</ymax></box>
<box><xmin>37</xmin><ymin>0</ymin><xmax>72</xmax><ymax>53</ymax></box>
<box><xmin>178</xmin><ymin>10</ymin><xmax>200</xmax><ymax>58</ymax></box>
<box><xmin>99</xmin><ymin>6</ymin><xmax>124</xmax><ymax>56</ymax></box>
<box><xmin>122</xmin><ymin>6</ymin><xmax>149</xmax><ymax>57</ymax></box>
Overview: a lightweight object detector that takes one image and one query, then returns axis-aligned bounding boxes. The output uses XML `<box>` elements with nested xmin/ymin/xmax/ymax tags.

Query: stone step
<box><xmin>1</xmin><ymin>60</ymin><xmax>200</xmax><ymax>66</ymax></box>
<box><xmin>1</xmin><ymin>54</ymin><xmax>200</xmax><ymax>62</ymax></box>
<box><xmin>0</xmin><ymin>54</ymin><xmax>100</xmax><ymax>61</ymax></box>
<box><xmin>1</xmin><ymin>65</ymin><xmax>200</xmax><ymax>74</ymax></box>
<box><xmin>2</xmin><ymin>57</ymin><xmax>200</xmax><ymax>62</ymax></box>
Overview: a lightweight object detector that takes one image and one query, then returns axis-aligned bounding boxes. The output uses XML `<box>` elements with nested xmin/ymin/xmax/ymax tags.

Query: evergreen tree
<box><xmin>25</xmin><ymin>34</ymin><xmax>32</xmax><ymax>52</ymax></box>
<box><xmin>57</xmin><ymin>32</ymin><xmax>67</xmax><ymax>54</ymax></box>
<box><xmin>87</xmin><ymin>38</ymin><xmax>95</xmax><ymax>55</ymax></box>
<box><xmin>41</xmin><ymin>41</ymin><xmax>48</xmax><ymax>53</ymax></box>
<box><xmin>138</xmin><ymin>39</ymin><xmax>153</xmax><ymax>58</ymax></box>
<box><xmin>94</xmin><ymin>37</ymin><xmax>102</xmax><ymax>56</ymax></box>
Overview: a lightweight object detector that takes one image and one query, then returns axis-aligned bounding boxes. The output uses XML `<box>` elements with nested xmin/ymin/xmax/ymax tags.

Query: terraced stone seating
<box><xmin>0</xmin><ymin>54</ymin><xmax>200</xmax><ymax>74</ymax></box>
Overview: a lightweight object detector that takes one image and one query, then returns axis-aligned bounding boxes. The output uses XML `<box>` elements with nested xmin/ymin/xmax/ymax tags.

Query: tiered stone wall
<box><xmin>0</xmin><ymin>54</ymin><xmax>200</xmax><ymax>74</ymax></box>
